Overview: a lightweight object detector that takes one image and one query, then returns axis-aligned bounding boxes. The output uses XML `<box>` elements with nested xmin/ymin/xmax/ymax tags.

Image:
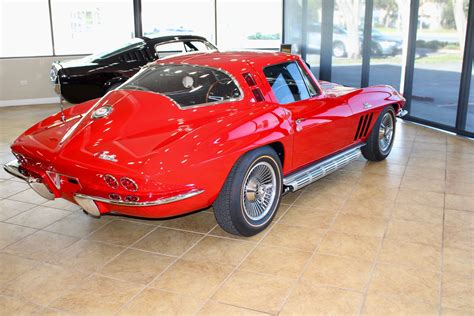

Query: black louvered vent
<box><xmin>354</xmin><ymin>113</ymin><xmax>374</xmax><ymax>140</ymax></box>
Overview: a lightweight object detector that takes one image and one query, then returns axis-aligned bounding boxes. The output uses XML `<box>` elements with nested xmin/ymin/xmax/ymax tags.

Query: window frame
<box><xmin>263</xmin><ymin>60</ymin><xmax>320</xmax><ymax>105</ymax></box>
<box><xmin>154</xmin><ymin>39</ymin><xmax>217</xmax><ymax>57</ymax></box>
<box><xmin>120</xmin><ymin>63</ymin><xmax>245</xmax><ymax>109</ymax></box>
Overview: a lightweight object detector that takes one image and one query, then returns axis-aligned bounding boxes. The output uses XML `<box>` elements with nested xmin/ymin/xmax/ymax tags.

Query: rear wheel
<box><xmin>213</xmin><ymin>147</ymin><xmax>282</xmax><ymax>236</ymax></box>
<box><xmin>361</xmin><ymin>106</ymin><xmax>396</xmax><ymax>161</ymax></box>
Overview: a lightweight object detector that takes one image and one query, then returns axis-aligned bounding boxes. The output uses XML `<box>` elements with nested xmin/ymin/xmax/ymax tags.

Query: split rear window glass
<box><xmin>264</xmin><ymin>62</ymin><xmax>318</xmax><ymax>104</ymax></box>
<box><xmin>120</xmin><ymin>64</ymin><xmax>241</xmax><ymax>107</ymax></box>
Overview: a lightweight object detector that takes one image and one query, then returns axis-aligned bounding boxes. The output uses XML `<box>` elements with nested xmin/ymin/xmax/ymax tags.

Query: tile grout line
<box><xmin>0</xmin><ymin>198</ymin><xmax>38</xmax><ymax>222</ymax></box>
<box><xmin>357</xmin><ymin>136</ymin><xmax>411</xmax><ymax>316</ymax></box>
<box><xmin>192</xmin><ymin>197</ymin><xmax>298</xmax><ymax>315</ymax></box>
<box><xmin>113</xmin><ymin>220</ymin><xmax>220</xmax><ymax>315</ymax></box>
<box><xmin>276</xmin><ymin>169</ymin><xmax>364</xmax><ymax>315</ymax></box>
<box><xmin>438</xmin><ymin>140</ymin><xmax>448</xmax><ymax>316</ymax></box>
<box><xmin>43</xmin><ymin>218</ymin><xmax>174</xmax><ymax>312</ymax></box>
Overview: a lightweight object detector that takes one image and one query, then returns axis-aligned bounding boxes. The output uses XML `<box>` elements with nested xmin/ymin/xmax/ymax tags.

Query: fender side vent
<box><xmin>354</xmin><ymin>113</ymin><xmax>373</xmax><ymax>140</ymax></box>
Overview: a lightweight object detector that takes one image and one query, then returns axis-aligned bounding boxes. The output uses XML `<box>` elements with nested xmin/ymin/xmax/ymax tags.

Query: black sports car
<box><xmin>50</xmin><ymin>35</ymin><xmax>217</xmax><ymax>104</ymax></box>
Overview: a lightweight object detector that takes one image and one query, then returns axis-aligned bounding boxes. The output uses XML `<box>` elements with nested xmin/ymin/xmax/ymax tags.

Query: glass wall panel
<box><xmin>284</xmin><ymin>0</ymin><xmax>303</xmax><ymax>55</ymax></box>
<box><xmin>305</xmin><ymin>0</ymin><xmax>322</xmax><ymax>76</ymax></box>
<box><xmin>142</xmin><ymin>0</ymin><xmax>215</xmax><ymax>43</ymax></box>
<box><xmin>466</xmin><ymin>60</ymin><xmax>474</xmax><ymax>132</ymax></box>
<box><xmin>368</xmin><ymin>0</ymin><xmax>406</xmax><ymax>90</ymax></box>
<box><xmin>283</xmin><ymin>0</ymin><xmax>321</xmax><ymax>75</ymax></box>
<box><xmin>410</xmin><ymin>0</ymin><xmax>468</xmax><ymax>127</ymax></box>
<box><xmin>0</xmin><ymin>0</ymin><xmax>53</xmax><ymax>57</ymax></box>
<box><xmin>51</xmin><ymin>0</ymin><xmax>134</xmax><ymax>55</ymax></box>
<box><xmin>331</xmin><ymin>0</ymin><xmax>365</xmax><ymax>87</ymax></box>
<box><xmin>217</xmin><ymin>0</ymin><xmax>282</xmax><ymax>50</ymax></box>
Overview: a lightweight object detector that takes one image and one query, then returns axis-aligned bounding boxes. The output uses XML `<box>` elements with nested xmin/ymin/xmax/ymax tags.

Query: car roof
<box><xmin>143</xmin><ymin>34</ymin><xmax>209</xmax><ymax>44</ymax></box>
<box><xmin>154</xmin><ymin>51</ymin><xmax>300</xmax><ymax>74</ymax></box>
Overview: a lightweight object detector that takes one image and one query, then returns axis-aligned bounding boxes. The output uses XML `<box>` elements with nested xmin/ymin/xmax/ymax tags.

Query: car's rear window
<box><xmin>120</xmin><ymin>64</ymin><xmax>242</xmax><ymax>107</ymax></box>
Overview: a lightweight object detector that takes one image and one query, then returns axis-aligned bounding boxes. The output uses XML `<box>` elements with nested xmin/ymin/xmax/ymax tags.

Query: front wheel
<box><xmin>213</xmin><ymin>147</ymin><xmax>282</xmax><ymax>236</ymax></box>
<box><xmin>361</xmin><ymin>106</ymin><xmax>396</xmax><ymax>161</ymax></box>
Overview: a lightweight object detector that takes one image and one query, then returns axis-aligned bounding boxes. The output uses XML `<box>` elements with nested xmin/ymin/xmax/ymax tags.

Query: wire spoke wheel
<box><xmin>242</xmin><ymin>161</ymin><xmax>277</xmax><ymax>221</ymax></box>
<box><xmin>378</xmin><ymin>112</ymin><xmax>394</xmax><ymax>153</ymax></box>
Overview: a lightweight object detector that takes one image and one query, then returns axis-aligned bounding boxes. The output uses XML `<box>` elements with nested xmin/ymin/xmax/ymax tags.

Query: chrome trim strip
<box><xmin>74</xmin><ymin>189</ymin><xmax>204</xmax><ymax>207</ymax></box>
<box><xmin>153</xmin><ymin>38</ymin><xmax>218</xmax><ymax>54</ymax></box>
<box><xmin>283</xmin><ymin>144</ymin><xmax>365</xmax><ymax>192</ymax></box>
<box><xmin>3</xmin><ymin>160</ymin><xmax>27</xmax><ymax>181</ymax></box>
<box><xmin>397</xmin><ymin>109</ymin><xmax>408</xmax><ymax>117</ymax></box>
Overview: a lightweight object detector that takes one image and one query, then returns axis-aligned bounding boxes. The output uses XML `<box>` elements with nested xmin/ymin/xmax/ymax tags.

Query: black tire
<box><xmin>213</xmin><ymin>147</ymin><xmax>283</xmax><ymax>236</ymax></box>
<box><xmin>361</xmin><ymin>106</ymin><xmax>396</xmax><ymax>161</ymax></box>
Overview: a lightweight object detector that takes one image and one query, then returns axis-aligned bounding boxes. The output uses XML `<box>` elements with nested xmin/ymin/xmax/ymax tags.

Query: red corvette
<box><xmin>5</xmin><ymin>51</ymin><xmax>405</xmax><ymax>236</ymax></box>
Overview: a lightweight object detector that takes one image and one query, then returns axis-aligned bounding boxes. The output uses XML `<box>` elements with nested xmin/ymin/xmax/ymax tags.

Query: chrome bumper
<box><xmin>74</xmin><ymin>189</ymin><xmax>204</xmax><ymax>207</ymax></box>
<box><xmin>74</xmin><ymin>189</ymin><xmax>204</xmax><ymax>217</ymax></box>
<box><xmin>4</xmin><ymin>160</ymin><xmax>27</xmax><ymax>181</ymax></box>
<box><xmin>5</xmin><ymin>159</ymin><xmax>204</xmax><ymax>216</ymax></box>
<box><xmin>53</xmin><ymin>83</ymin><xmax>61</xmax><ymax>95</ymax></box>
<box><xmin>4</xmin><ymin>160</ymin><xmax>55</xmax><ymax>200</ymax></box>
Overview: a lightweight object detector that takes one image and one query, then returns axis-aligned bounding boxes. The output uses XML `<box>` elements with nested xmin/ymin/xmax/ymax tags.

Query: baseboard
<box><xmin>0</xmin><ymin>97</ymin><xmax>60</xmax><ymax>107</ymax></box>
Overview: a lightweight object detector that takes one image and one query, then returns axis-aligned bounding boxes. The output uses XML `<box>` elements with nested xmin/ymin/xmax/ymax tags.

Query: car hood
<box><xmin>12</xmin><ymin>90</ymin><xmax>252</xmax><ymax>175</ymax></box>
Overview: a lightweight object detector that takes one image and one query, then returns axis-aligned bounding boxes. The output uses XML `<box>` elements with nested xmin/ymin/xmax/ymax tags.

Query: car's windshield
<box><xmin>120</xmin><ymin>64</ymin><xmax>242</xmax><ymax>107</ymax></box>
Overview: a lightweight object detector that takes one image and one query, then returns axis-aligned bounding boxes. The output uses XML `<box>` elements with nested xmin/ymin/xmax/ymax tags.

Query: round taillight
<box><xmin>120</xmin><ymin>177</ymin><xmax>138</xmax><ymax>192</ymax></box>
<box><xmin>103</xmin><ymin>174</ymin><xmax>119</xmax><ymax>189</ymax></box>
<box><xmin>124</xmin><ymin>195</ymin><xmax>139</xmax><ymax>203</ymax></box>
<box><xmin>109</xmin><ymin>193</ymin><xmax>121</xmax><ymax>201</ymax></box>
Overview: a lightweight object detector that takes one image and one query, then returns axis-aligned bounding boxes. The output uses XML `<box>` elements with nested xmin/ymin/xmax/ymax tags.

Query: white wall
<box><xmin>0</xmin><ymin>56</ymin><xmax>81</xmax><ymax>107</ymax></box>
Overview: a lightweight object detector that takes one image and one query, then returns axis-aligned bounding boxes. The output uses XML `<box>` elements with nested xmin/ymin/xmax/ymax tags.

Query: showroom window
<box><xmin>141</xmin><ymin>0</ymin><xmax>215</xmax><ymax>44</ymax></box>
<box><xmin>468</xmin><ymin>61</ymin><xmax>474</xmax><ymax>132</ymax></box>
<box><xmin>331</xmin><ymin>0</ymin><xmax>366</xmax><ymax>87</ymax></box>
<box><xmin>50</xmin><ymin>0</ymin><xmax>135</xmax><ymax>55</ymax></box>
<box><xmin>368</xmin><ymin>0</ymin><xmax>406</xmax><ymax>90</ymax></box>
<box><xmin>305</xmin><ymin>0</ymin><xmax>322</xmax><ymax>75</ymax></box>
<box><xmin>410</xmin><ymin>0</ymin><xmax>468</xmax><ymax>127</ymax></box>
<box><xmin>0</xmin><ymin>0</ymin><xmax>53</xmax><ymax>57</ymax></box>
<box><xmin>217</xmin><ymin>0</ymin><xmax>282</xmax><ymax>50</ymax></box>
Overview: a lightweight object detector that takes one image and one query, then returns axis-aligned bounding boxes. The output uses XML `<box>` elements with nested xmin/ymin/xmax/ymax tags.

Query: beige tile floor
<box><xmin>0</xmin><ymin>104</ymin><xmax>473</xmax><ymax>315</ymax></box>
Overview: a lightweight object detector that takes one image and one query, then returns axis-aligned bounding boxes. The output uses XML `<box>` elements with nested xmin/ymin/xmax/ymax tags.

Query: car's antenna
<box><xmin>59</xmin><ymin>94</ymin><xmax>66</xmax><ymax>122</ymax></box>
<box><xmin>57</xmin><ymin>76</ymin><xmax>66</xmax><ymax>122</ymax></box>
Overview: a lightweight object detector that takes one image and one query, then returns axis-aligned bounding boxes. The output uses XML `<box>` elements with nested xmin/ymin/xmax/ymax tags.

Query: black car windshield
<box><xmin>120</xmin><ymin>64</ymin><xmax>242</xmax><ymax>107</ymax></box>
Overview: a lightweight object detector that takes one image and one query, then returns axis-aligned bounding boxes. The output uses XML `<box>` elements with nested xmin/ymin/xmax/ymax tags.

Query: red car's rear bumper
<box><xmin>4</xmin><ymin>159</ymin><xmax>208</xmax><ymax>218</ymax></box>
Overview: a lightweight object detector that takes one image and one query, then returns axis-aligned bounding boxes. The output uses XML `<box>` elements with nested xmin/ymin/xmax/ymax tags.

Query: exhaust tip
<box><xmin>74</xmin><ymin>195</ymin><xmax>101</xmax><ymax>217</ymax></box>
<box><xmin>27</xmin><ymin>178</ymin><xmax>55</xmax><ymax>200</ymax></box>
